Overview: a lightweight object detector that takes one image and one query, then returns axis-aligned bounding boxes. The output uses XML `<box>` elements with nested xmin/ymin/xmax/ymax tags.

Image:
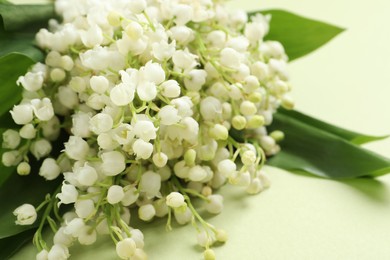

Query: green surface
<box><xmin>11</xmin><ymin>0</ymin><xmax>390</xmax><ymax>259</ymax></box>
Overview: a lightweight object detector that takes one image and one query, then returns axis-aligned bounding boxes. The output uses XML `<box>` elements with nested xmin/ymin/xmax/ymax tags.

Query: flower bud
<box><xmin>90</xmin><ymin>75</ymin><xmax>109</xmax><ymax>94</ymax></box>
<box><xmin>19</xmin><ymin>124</ymin><xmax>36</xmax><ymax>139</ymax></box>
<box><xmin>231</xmin><ymin>115</ymin><xmax>246</xmax><ymax>130</ymax></box>
<box><xmin>217</xmin><ymin>159</ymin><xmax>236</xmax><ymax>178</ymax></box>
<box><xmin>246</xmin><ymin>115</ymin><xmax>265</xmax><ymax>129</ymax></box>
<box><xmin>121</xmin><ymin>186</ymin><xmax>139</xmax><ymax>206</ymax></box>
<box><xmin>50</xmin><ymin>68</ymin><xmax>66</xmax><ymax>82</ymax></box>
<box><xmin>139</xmin><ymin>171</ymin><xmax>161</xmax><ymax>198</ymax></box>
<box><xmin>184</xmin><ymin>149</ymin><xmax>196</xmax><ymax>166</ymax></box>
<box><xmin>152</xmin><ymin>152</ymin><xmax>168</xmax><ymax>168</ymax></box>
<box><xmin>205</xmin><ymin>194</ymin><xmax>223</xmax><ymax>214</ymax></box>
<box><xmin>166</xmin><ymin>192</ymin><xmax>186</xmax><ymax>208</ymax></box>
<box><xmin>17</xmin><ymin>162</ymin><xmax>31</xmax><ymax>175</ymax></box>
<box><xmin>270</xmin><ymin>130</ymin><xmax>285</xmax><ymax>142</ymax></box>
<box><xmin>30</xmin><ymin>139</ymin><xmax>52</xmax><ymax>160</ymax></box>
<box><xmin>160</xmin><ymin>80</ymin><xmax>181</xmax><ymax>98</ymax></box>
<box><xmin>2</xmin><ymin>129</ymin><xmax>21</xmax><ymax>149</ymax></box>
<box><xmin>107</xmin><ymin>185</ymin><xmax>125</xmax><ymax>204</ymax></box>
<box><xmin>203</xmin><ymin>249</ymin><xmax>216</xmax><ymax>260</ymax></box>
<box><xmin>239</xmin><ymin>101</ymin><xmax>257</xmax><ymax>116</ymax></box>
<box><xmin>209</xmin><ymin>124</ymin><xmax>228</xmax><ymax>140</ymax></box>
<box><xmin>2</xmin><ymin>150</ymin><xmax>22</xmax><ymax>166</ymax></box>
<box><xmin>241</xmin><ymin>150</ymin><xmax>256</xmax><ymax>166</ymax></box>
<box><xmin>188</xmin><ymin>165</ymin><xmax>207</xmax><ymax>182</ymax></box>
<box><xmin>138</xmin><ymin>204</ymin><xmax>155</xmax><ymax>221</ymax></box>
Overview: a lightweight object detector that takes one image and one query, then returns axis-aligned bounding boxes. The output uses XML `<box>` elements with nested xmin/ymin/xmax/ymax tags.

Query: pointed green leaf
<box><xmin>277</xmin><ymin>108</ymin><xmax>389</xmax><ymax>145</ymax></box>
<box><xmin>0</xmin><ymin>53</ymin><xmax>34</xmax><ymax>117</ymax></box>
<box><xmin>0</xmin><ymin>229</ymin><xmax>35</xmax><ymax>260</ymax></box>
<box><xmin>0</xmin><ymin>3</ymin><xmax>55</xmax><ymax>32</ymax></box>
<box><xmin>267</xmin><ymin>111</ymin><xmax>390</xmax><ymax>178</ymax></box>
<box><xmin>251</xmin><ymin>10</ymin><xmax>345</xmax><ymax>61</ymax></box>
<box><xmin>0</xmin><ymin>3</ymin><xmax>55</xmax><ymax>61</ymax></box>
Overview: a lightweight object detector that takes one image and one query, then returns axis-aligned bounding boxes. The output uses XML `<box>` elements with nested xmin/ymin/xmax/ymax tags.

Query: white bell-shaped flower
<box><xmin>101</xmin><ymin>151</ymin><xmax>126</xmax><ymax>176</ymax></box>
<box><xmin>13</xmin><ymin>204</ymin><xmax>37</xmax><ymax>225</ymax></box>
<box><xmin>89</xmin><ymin>113</ymin><xmax>114</xmax><ymax>134</ymax></box>
<box><xmin>30</xmin><ymin>98</ymin><xmax>54</xmax><ymax>121</ymax></box>
<box><xmin>139</xmin><ymin>171</ymin><xmax>161</xmax><ymax>198</ymax></box>
<box><xmin>56</xmin><ymin>183</ymin><xmax>78</xmax><ymax>205</ymax></box>
<box><xmin>133</xmin><ymin>139</ymin><xmax>153</xmax><ymax>160</ymax></box>
<box><xmin>64</xmin><ymin>136</ymin><xmax>90</xmax><ymax>160</ymax></box>
<box><xmin>10</xmin><ymin>104</ymin><xmax>34</xmax><ymax>125</ymax></box>
<box><xmin>158</xmin><ymin>105</ymin><xmax>181</xmax><ymax>125</ymax></box>
<box><xmin>39</xmin><ymin>158</ymin><xmax>61</xmax><ymax>180</ymax></box>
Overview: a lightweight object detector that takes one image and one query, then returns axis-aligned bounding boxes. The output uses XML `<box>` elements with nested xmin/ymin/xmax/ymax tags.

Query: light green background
<box><xmin>13</xmin><ymin>0</ymin><xmax>390</xmax><ymax>259</ymax></box>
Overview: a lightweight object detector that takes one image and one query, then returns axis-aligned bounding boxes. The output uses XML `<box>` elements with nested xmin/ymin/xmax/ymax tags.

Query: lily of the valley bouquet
<box><xmin>0</xmin><ymin>0</ymin><xmax>389</xmax><ymax>259</ymax></box>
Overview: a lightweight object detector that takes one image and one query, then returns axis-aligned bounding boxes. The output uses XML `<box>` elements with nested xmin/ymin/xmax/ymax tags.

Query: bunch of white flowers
<box><xmin>2</xmin><ymin>0</ymin><xmax>292</xmax><ymax>259</ymax></box>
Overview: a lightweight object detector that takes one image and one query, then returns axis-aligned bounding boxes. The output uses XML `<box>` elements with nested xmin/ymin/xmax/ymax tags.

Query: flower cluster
<box><xmin>2</xmin><ymin>0</ymin><xmax>292</xmax><ymax>259</ymax></box>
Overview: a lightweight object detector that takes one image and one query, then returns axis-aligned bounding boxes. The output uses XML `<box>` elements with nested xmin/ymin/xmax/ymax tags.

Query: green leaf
<box><xmin>277</xmin><ymin>108</ymin><xmax>389</xmax><ymax>145</ymax></box>
<box><xmin>0</xmin><ymin>171</ymin><xmax>60</xmax><ymax>239</ymax></box>
<box><xmin>0</xmin><ymin>53</ymin><xmax>34</xmax><ymax>117</ymax></box>
<box><xmin>0</xmin><ymin>228</ymin><xmax>35</xmax><ymax>260</ymax></box>
<box><xmin>0</xmin><ymin>3</ymin><xmax>55</xmax><ymax>32</ymax></box>
<box><xmin>267</xmin><ymin>111</ymin><xmax>390</xmax><ymax>178</ymax></box>
<box><xmin>252</xmin><ymin>10</ymin><xmax>345</xmax><ymax>61</ymax></box>
<box><xmin>0</xmin><ymin>3</ymin><xmax>55</xmax><ymax>61</ymax></box>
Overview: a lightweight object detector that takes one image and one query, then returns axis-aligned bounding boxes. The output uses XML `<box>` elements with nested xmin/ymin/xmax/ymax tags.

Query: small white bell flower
<box><xmin>47</xmin><ymin>244</ymin><xmax>70</xmax><ymax>260</ymax></box>
<box><xmin>160</xmin><ymin>80</ymin><xmax>181</xmax><ymax>98</ymax></box>
<box><xmin>107</xmin><ymin>185</ymin><xmax>125</xmax><ymax>204</ymax></box>
<box><xmin>39</xmin><ymin>158</ymin><xmax>61</xmax><ymax>180</ymax></box>
<box><xmin>133</xmin><ymin>139</ymin><xmax>153</xmax><ymax>160</ymax></box>
<box><xmin>90</xmin><ymin>75</ymin><xmax>109</xmax><ymax>94</ymax></box>
<box><xmin>64</xmin><ymin>136</ymin><xmax>90</xmax><ymax>161</ymax></box>
<box><xmin>101</xmin><ymin>151</ymin><xmax>126</xmax><ymax>176</ymax></box>
<box><xmin>138</xmin><ymin>204</ymin><xmax>156</xmax><ymax>221</ymax></box>
<box><xmin>10</xmin><ymin>104</ymin><xmax>33</xmax><ymax>125</ymax></box>
<box><xmin>30</xmin><ymin>98</ymin><xmax>54</xmax><ymax>121</ymax></box>
<box><xmin>56</xmin><ymin>183</ymin><xmax>78</xmax><ymax>205</ymax></box>
<box><xmin>16</xmin><ymin>71</ymin><xmax>44</xmax><ymax>92</ymax></box>
<box><xmin>158</xmin><ymin>105</ymin><xmax>181</xmax><ymax>125</ymax></box>
<box><xmin>13</xmin><ymin>204</ymin><xmax>37</xmax><ymax>225</ymax></box>
<box><xmin>89</xmin><ymin>113</ymin><xmax>114</xmax><ymax>134</ymax></box>
<box><xmin>116</xmin><ymin>238</ymin><xmax>136</xmax><ymax>259</ymax></box>
<box><xmin>75</xmin><ymin>199</ymin><xmax>95</xmax><ymax>218</ymax></box>
<box><xmin>139</xmin><ymin>171</ymin><xmax>161</xmax><ymax>198</ymax></box>
<box><xmin>75</xmin><ymin>163</ymin><xmax>98</xmax><ymax>186</ymax></box>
